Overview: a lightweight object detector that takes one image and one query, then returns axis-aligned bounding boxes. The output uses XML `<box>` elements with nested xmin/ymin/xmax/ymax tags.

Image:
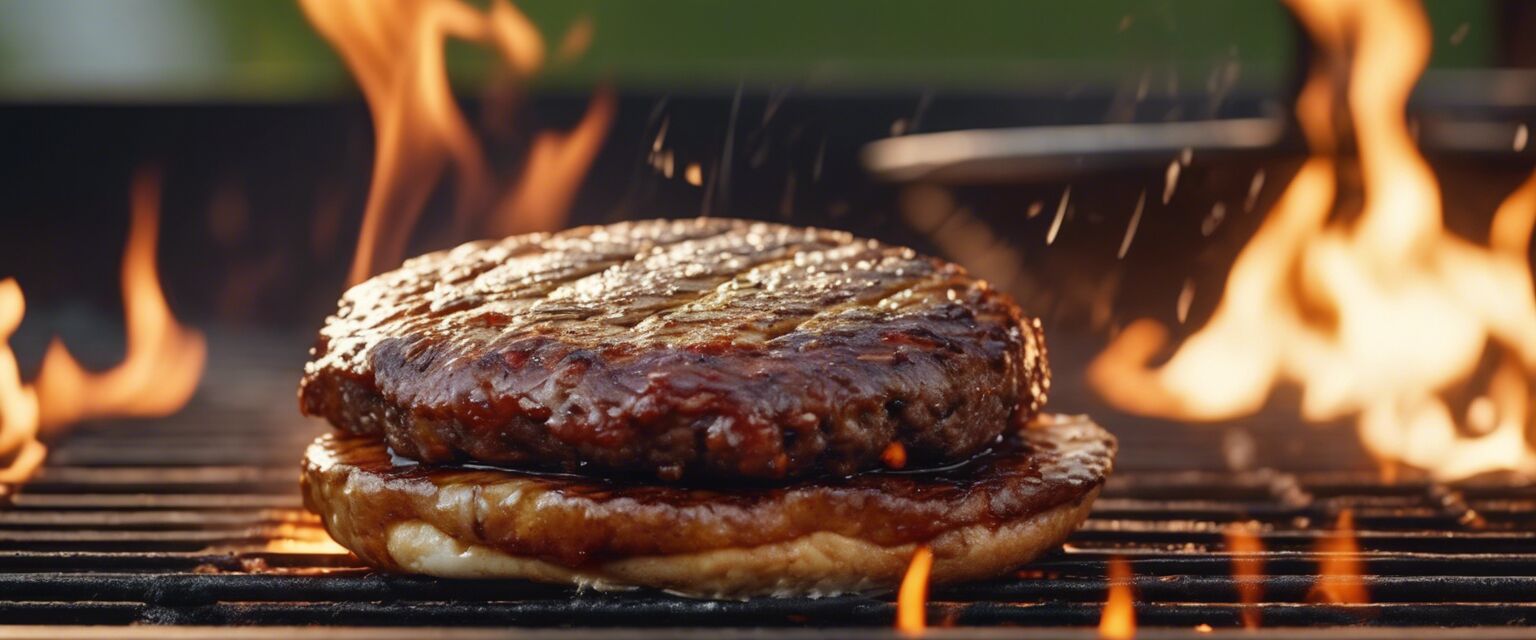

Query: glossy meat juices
<box><xmin>300</xmin><ymin>218</ymin><xmax>1050</xmax><ymax>481</ymax></box>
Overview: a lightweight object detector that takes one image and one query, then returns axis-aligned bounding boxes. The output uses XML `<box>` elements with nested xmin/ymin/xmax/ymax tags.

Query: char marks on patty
<box><xmin>299</xmin><ymin>218</ymin><xmax>1050</xmax><ymax>481</ymax></box>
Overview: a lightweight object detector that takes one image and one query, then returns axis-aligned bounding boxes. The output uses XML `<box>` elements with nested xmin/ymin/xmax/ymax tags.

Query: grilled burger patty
<box><xmin>302</xmin><ymin>415</ymin><xmax>1114</xmax><ymax>597</ymax></box>
<box><xmin>299</xmin><ymin>218</ymin><xmax>1050</xmax><ymax>481</ymax></box>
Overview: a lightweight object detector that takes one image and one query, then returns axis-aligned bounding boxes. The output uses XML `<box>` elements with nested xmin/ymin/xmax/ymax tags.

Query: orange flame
<box><xmin>896</xmin><ymin>545</ymin><xmax>933</xmax><ymax>635</ymax></box>
<box><xmin>0</xmin><ymin>280</ymin><xmax>44</xmax><ymax>483</ymax></box>
<box><xmin>35</xmin><ymin>169</ymin><xmax>207</xmax><ymax>432</ymax></box>
<box><xmin>300</xmin><ymin>0</ymin><xmax>612</xmax><ymax>284</ymax></box>
<box><xmin>1309</xmin><ymin>510</ymin><xmax>1368</xmax><ymax>604</ymax></box>
<box><xmin>0</xmin><ymin>169</ymin><xmax>204</xmax><ymax>483</ymax></box>
<box><xmin>1099</xmin><ymin>556</ymin><xmax>1137</xmax><ymax>639</ymax></box>
<box><xmin>491</xmin><ymin>87</ymin><xmax>615</xmax><ymax>237</ymax></box>
<box><xmin>1089</xmin><ymin>0</ymin><xmax>1536</xmax><ymax>481</ymax></box>
<box><xmin>301</xmin><ymin>0</ymin><xmax>506</xmax><ymax>283</ymax></box>
<box><xmin>1225</xmin><ymin>523</ymin><xmax>1265</xmax><ymax>629</ymax></box>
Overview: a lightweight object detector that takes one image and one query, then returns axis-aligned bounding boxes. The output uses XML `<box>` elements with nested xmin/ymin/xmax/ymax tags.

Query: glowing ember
<box><xmin>0</xmin><ymin>169</ymin><xmax>204</xmax><ymax>483</ymax></box>
<box><xmin>35</xmin><ymin>168</ymin><xmax>207</xmax><ymax>432</ymax></box>
<box><xmin>1225</xmin><ymin>522</ymin><xmax>1265</xmax><ymax>629</ymax></box>
<box><xmin>1309</xmin><ymin>509</ymin><xmax>1368</xmax><ymax>605</ymax></box>
<box><xmin>1089</xmin><ymin>0</ymin><xmax>1536</xmax><ymax>481</ymax></box>
<box><xmin>1099</xmin><ymin>556</ymin><xmax>1136</xmax><ymax>639</ymax></box>
<box><xmin>300</xmin><ymin>0</ymin><xmax>612</xmax><ymax>284</ymax></box>
<box><xmin>896</xmin><ymin>545</ymin><xmax>933</xmax><ymax>635</ymax></box>
<box><xmin>882</xmin><ymin>441</ymin><xmax>908</xmax><ymax>469</ymax></box>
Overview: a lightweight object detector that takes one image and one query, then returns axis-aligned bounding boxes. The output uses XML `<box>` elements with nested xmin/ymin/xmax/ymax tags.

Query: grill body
<box><xmin>3</xmin><ymin>335</ymin><xmax>1536</xmax><ymax>639</ymax></box>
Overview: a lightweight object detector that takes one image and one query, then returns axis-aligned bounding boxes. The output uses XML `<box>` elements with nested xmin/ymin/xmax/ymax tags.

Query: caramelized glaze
<box><xmin>299</xmin><ymin>219</ymin><xmax>1050</xmax><ymax>481</ymax></box>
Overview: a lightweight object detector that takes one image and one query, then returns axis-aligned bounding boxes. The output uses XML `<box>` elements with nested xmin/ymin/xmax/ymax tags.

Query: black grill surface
<box><xmin>2</xmin><ymin>334</ymin><xmax>1536</xmax><ymax>639</ymax></box>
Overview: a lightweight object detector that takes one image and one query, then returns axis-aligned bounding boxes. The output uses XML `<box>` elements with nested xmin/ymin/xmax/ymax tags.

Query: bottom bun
<box><xmin>302</xmin><ymin>415</ymin><xmax>1114</xmax><ymax>598</ymax></box>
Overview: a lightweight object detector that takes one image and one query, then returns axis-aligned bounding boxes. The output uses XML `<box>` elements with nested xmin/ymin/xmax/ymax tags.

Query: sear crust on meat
<box><xmin>301</xmin><ymin>415</ymin><xmax>1114</xmax><ymax>596</ymax></box>
<box><xmin>299</xmin><ymin>218</ymin><xmax>1050</xmax><ymax>481</ymax></box>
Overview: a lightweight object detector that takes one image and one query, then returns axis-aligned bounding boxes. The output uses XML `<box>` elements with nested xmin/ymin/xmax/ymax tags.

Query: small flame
<box><xmin>35</xmin><ymin>168</ymin><xmax>207</xmax><ymax>432</ymax></box>
<box><xmin>0</xmin><ymin>281</ymin><xmax>44</xmax><ymax>482</ymax></box>
<box><xmin>300</xmin><ymin>0</ymin><xmax>612</xmax><ymax>284</ymax></box>
<box><xmin>1088</xmin><ymin>0</ymin><xmax>1536</xmax><ymax>481</ymax></box>
<box><xmin>1225</xmin><ymin>522</ymin><xmax>1265</xmax><ymax>629</ymax></box>
<box><xmin>896</xmin><ymin>545</ymin><xmax>933</xmax><ymax>635</ymax></box>
<box><xmin>263</xmin><ymin>512</ymin><xmax>350</xmax><ymax>555</ymax></box>
<box><xmin>0</xmin><ymin>169</ymin><xmax>204</xmax><ymax>483</ymax></box>
<box><xmin>1309</xmin><ymin>510</ymin><xmax>1368</xmax><ymax>605</ymax></box>
<box><xmin>1099</xmin><ymin>556</ymin><xmax>1137</xmax><ymax>639</ymax></box>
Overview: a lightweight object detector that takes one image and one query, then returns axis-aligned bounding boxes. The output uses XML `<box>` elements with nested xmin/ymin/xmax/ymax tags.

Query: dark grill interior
<box><xmin>4</xmin><ymin>335</ymin><xmax>1536</xmax><ymax>638</ymax></box>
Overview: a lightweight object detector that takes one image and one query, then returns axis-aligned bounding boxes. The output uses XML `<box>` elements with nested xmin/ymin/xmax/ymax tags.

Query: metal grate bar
<box><xmin>1</xmin><ymin>335</ymin><xmax>1534</xmax><ymax>637</ymax></box>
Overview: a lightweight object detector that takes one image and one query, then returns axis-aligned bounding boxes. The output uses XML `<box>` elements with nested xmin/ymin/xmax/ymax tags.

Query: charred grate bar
<box><xmin>2</xmin><ymin>338</ymin><xmax>1536</xmax><ymax>638</ymax></box>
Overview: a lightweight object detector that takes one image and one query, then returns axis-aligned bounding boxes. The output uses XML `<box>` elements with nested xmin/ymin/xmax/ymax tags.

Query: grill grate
<box><xmin>3</xmin><ymin>336</ymin><xmax>1536</xmax><ymax>638</ymax></box>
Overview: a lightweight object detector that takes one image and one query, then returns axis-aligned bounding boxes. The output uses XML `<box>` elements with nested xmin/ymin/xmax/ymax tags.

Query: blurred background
<box><xmin>4</xmin><ymin>5</ymin><xmax>1536</xmax><ymax>630</ymax></box>
<box><xmin>0</xmin><ymin>0</ymin><xmax>1533</xmax><ymax>470</ymax></box>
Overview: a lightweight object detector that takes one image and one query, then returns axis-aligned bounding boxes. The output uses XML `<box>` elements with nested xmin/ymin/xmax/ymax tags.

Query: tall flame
<box><xmin>1308</xmin><ymin>510</ymin><xmax>1368</xmax><ymax>605</ymax></box>
<box><xmin>1098</xmin><ymin>556</ymin><xmax>1137</xmax><ymax>639</ymax></box>
<box><xmin>491</xmin><ymin>87</ymin><xmax>616</xmax><ymax>237</ymax></box>
<box><xmin>300</xmin><ymin>0</ymin><xmax>613</xmax><ymax>284</ymax></box>
<box><xmin>0</xmin><ymin>168</ymin><xmax>205</xmax><ymax>482</ymax></box>
<box><xmin>896</xmin><ymin>545</ymin><xmax>933</xmax><ymax>635</ymax></box>
<box><xmin>1089</xmin><ymin>0</ymin><xmax>1536</xmax><ymax>480</ymax></box>
<box><xmin>35</xmin><ymin>168</ymin><xmax>207</xmax><ymax>431</ymax></box>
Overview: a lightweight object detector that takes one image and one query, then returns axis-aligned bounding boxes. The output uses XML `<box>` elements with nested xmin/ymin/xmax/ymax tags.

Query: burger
<box><xmin>298</xmin><ymin>218</ymin><xmax>1115</xmax><ymax>598</ymax></box>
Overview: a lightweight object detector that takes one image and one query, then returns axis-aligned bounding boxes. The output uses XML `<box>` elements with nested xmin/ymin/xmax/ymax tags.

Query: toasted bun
<box><xmin>302</xmin><ymin>415</ymin><xmax>1114</xmax><ymax>598</ymax></box>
